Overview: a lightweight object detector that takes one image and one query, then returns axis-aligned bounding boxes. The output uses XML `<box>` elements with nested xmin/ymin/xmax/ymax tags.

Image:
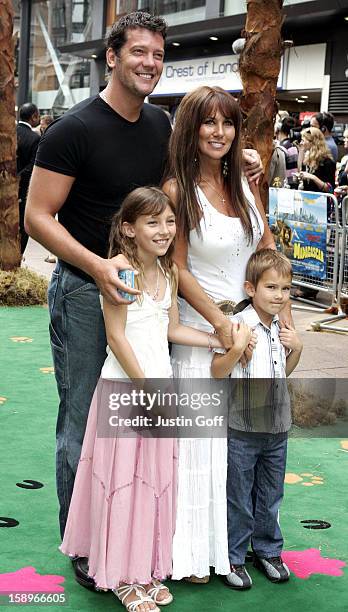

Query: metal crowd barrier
<box><xmin>268</xmin><ymin>188</ymin><xmax>347</xmax><ymax>334</ymax></box>
<box><xmin>290</xmin><ymin>193</ymin><xmax>340</xmax><ymax>313</ymax></box>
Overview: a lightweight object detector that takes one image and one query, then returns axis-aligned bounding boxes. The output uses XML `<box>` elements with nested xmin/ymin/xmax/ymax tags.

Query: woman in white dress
<box><xmin>162</xmin><ymin>86</ymin><xmax>277</xmax><ymax>582</ymax></box>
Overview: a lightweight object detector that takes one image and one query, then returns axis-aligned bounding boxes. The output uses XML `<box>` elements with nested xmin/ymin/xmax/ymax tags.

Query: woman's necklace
<box><xmin>201</xmin><ymin>177</ymin><xmax>226</xmax><ymax>205</ymax></box>
<box><xmin>143</xmin><ymin>261</ymin><xmax>160</xmax><ymax>301</ymax></box>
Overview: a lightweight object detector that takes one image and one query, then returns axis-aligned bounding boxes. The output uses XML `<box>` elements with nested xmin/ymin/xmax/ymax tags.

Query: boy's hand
<box><xmin>279</xmin><ymin>322</ymin><xmax>303</xmax><ymax>352</ymax></box>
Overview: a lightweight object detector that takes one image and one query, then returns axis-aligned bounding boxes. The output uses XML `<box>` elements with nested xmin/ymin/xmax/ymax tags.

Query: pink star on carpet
<box><xmin>0</xmin><ymin>567</ymin><xmax>65</xmax><ymax>593</ymax></box>
<box><xmin>282</xmin><ymin>548</ymin><xmax>346</xmax><ymax>579</ymax></box>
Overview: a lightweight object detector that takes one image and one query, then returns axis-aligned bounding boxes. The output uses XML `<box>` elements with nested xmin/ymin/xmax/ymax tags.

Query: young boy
<box><xmin>211</xmin><ymin>249</ymin><xmax>302</xmax><ymax>590</ymax></box>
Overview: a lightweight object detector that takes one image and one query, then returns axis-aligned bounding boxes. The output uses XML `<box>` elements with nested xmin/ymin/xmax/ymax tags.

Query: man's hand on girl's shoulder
<box><xmin>93</xmin><ymin>254</ymin><xmax>140</xmax><ymax>306</ymax></box>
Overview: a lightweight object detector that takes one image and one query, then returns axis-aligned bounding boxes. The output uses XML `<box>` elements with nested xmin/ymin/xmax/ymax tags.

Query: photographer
<box><xmin>310</xmin><ymin>112</ymin><xmax>338</xmax><ymax>162</ymax></box>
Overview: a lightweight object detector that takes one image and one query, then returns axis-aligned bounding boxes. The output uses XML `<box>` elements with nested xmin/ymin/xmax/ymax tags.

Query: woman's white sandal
<box><xmin>146</xmin><ymin>580</ymin><xmax>173</xmax><ymax>606</ymax></box>
<box><xmin>114</xmin><ymin>584</ymin><xmax>159</xmax><ymax>612</ymax></box>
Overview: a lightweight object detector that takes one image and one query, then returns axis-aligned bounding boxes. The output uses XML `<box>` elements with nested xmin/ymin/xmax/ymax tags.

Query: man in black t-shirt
<box><xmin>25</xmin><ymin>10</ymin><xmax>263</xmax><ymax>590</ymax></box>
<box><xmin>25</xmin><ymin>12</ymin><xmax>171</xmax><ymax>588</ymax></box>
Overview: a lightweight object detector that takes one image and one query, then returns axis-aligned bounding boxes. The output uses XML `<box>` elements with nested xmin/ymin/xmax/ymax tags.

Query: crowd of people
<box><xmin>17</xmin><ymin>8</ymin><xmax>345</xmax><ymax>611</ymax></box>
<box><xmin>272</xmin><ymin>110</ymin><xmax>347</xmax><ymax>200</ymax></box>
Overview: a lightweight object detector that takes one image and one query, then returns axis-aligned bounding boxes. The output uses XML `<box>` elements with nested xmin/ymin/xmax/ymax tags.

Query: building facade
<box><xmin>17</xmin><ymin>0</ymin><xmax>348</xmax><ymax>130</ymax></box>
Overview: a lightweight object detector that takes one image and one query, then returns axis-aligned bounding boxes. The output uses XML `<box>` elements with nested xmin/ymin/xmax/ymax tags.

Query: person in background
<box><xmin>337</xmin><ymin>127</ymin><xmax>348</xmax><ymax>188</ymax></box>
<box><xmin>296</xmin><ymin>126</ymin><xmax>335</xmax><ymax>195</ymax></box>
<box><xmin>268</xmin><ymin>141</ymin><xmax>286</xmax><ymax>188</ymax></box>
<box><xmin>39</xmin><ymin>114</ymin><xmax>54</xmax><ymax>136</ymax></box>
<box><xmin>36</xmin><ymin>114</ymin><xmax>57</xmax><ymax>263</ymax></box>
<box><xmin>275</xmin><ymin>116</ymin><xmax>299</xmax><ymax>189</ymax></box>
<box><xmin>334</xmin><ymin>128</ymin><xmax>348</xmax><ymax>222</ymax></box>
<box><xmin>310</xmin><ymin>112</ymin><xmax>338</xmax><ymax>162</ymax></box>
<box><xmin>16</xmin><ymin>103</ymin><xmax>40</xmax><ymax>255</ymax></box>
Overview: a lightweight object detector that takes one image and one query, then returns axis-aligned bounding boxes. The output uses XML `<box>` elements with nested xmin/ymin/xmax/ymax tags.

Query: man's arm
<box><xmin>242</xmin><ymin>149</ymin><xmax>263</xmax><ymax>184</ymax></box>
<box><xmin>25</xmin><ymin>166</ymin><xmax>139</xmax><ymax>305</ymax></box>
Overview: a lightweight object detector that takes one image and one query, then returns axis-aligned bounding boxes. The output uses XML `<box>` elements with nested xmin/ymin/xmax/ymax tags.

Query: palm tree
<box><xmin>0</xmin><ymin>0</ymin><xmax>20</xmax><ymax>270</ymax></box>
<box><xmin>239</xmin><ymin>0</ymin><xmax>284</xmax><ymax>210</ymax></box>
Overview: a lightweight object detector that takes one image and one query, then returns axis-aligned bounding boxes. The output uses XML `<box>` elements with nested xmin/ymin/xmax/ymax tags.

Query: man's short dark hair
<box><xmin>19</xmin><ymin>103</ymin><xmax>39</xmax><ymax>122</ymax></box>
<box><xmin>314</xmin><ymin>111</ymin><xmax>335</xmax><ymax>133</ymax></box>
<box><xmin>106</xmin><ymin>11</ymin><xmax>167</xmax><ymax>56</ymax></box>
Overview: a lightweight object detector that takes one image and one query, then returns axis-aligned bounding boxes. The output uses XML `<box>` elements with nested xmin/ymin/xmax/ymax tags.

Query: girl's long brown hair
<box><xmin>108</xmin><ymin>186</ymin><xmax>177</xmax><ymax>300</ymax></box>
<box><xmin>164</xmin><ymin>86</ymin><xmax>253</xmax><ymax>243</ymax></box>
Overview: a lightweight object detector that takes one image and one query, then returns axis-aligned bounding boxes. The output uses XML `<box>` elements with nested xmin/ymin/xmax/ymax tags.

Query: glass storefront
<box><xmin>106</xmin><ymin>0</ymin><xmax>207</xmax><ymax>28</ymax></box>
<box><xmin>28</xmin><ymin>1</ymin><xmax>92</xmax><ymax>115</ymax></box>
<box><xmin>156</xmin><ymin>0</ymin><xmax>206</xmax><ymax>26</ymax></box>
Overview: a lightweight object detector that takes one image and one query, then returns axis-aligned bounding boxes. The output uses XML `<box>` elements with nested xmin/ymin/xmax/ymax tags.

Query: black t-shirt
<box><xmin>35</xmin><ymin>96</ymin><xmax>172</xmax><ymax>258</ymax></box>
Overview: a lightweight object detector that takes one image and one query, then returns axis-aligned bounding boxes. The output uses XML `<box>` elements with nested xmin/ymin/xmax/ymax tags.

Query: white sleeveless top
<box><xmin>178</xmin><ymin>180</ymin><xmax>264</xmax><ymax>330</ymax></box>
<box><xmin>101</xmin><ymin>274</ymin><xmax>173</xmax><ymax>379</ymax></box>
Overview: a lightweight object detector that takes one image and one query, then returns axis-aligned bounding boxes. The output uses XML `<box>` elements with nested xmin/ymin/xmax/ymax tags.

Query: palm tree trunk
<box><xmin>0</xmin><ymin>0</ymin><xmax>21</xmax><ymax>271</ymax></box>
<box><xmin>239</xmin><ymin>0</ymin><xmax>284</xmax><ymax>211</ymax></box>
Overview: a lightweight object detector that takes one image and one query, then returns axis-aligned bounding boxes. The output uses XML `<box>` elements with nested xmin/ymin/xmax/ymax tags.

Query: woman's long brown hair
<box><xmin>108</xmin><ymin>186</ymin><xmax>177</xmax><ymax>301</ymax></box>
<box><xmin>164</xmin><ymin>86</ymin><xmax>253</xmax><ymax>243</ymax></box>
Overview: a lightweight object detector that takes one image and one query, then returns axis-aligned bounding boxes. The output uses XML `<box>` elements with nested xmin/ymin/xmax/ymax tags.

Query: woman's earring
<box><xmin>222</xmin><ymin>159</ymin><xmax>228</xmax><ymax>177</ymax></box>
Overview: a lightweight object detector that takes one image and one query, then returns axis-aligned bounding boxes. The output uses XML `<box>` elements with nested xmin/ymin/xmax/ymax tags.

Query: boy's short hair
<box><xmin>246</xmin><ymin>249</ymin><xmax>292</xmax><ymax>287</ymax></box>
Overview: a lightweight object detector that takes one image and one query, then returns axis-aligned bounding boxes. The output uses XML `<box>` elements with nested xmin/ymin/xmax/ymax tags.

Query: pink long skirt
<box><xmin>60</xmin><ymin>379</ymin><xmax>178</xmax><ymax>590</ymax></box>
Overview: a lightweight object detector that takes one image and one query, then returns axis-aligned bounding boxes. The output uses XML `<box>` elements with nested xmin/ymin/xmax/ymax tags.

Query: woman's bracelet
<box><xmin>207</xmin><ymin>332</ymin><xmax>214</xmax><ymax>352</ymax></box>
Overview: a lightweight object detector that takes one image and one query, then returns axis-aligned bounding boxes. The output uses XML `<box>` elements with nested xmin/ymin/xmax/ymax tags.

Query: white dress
<box><xmin>101</xmin><ymin>276</ymin><xmax>173</xmax><ymax>380</ymax></box>
<box><xmin>171</xmin><ymin>182</ymin><xmax>264</xmax><ymax>579</ymax></box>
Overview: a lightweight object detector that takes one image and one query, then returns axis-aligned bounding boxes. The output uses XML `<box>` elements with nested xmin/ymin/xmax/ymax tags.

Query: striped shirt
<box><xmin>214</xmin><ymin>305</ymin><xmax>291</xmax><ymax>434</ymax></box>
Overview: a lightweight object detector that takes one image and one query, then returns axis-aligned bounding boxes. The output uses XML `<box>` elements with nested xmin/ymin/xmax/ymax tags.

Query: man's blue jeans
<box><xmin>48</xmin><ymin>263</ymin><xmax>106</xmax><ymax>539</ymax></box>
<box><xmin>227</xmin><ymin>430</ymin><xmax>288</xmax><ymax>565</ymax></box>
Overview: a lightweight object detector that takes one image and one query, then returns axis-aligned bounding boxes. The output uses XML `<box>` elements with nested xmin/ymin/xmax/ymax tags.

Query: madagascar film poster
<box><xmin>269</xmin><ymin>187</ymin><xmax>327</xmax><ymax>280</ymax></box>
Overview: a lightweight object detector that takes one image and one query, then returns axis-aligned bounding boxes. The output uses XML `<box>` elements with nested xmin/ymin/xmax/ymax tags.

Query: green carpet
<box><xmin>0</xmin><ymin>307</ymin><xmax>347</xmax><ymax>611</ymax></box>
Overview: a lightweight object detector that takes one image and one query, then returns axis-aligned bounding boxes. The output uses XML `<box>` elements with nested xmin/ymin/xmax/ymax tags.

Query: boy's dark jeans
<box><xmin>227</xmin><ymin>429</ymin><xmax>288</xmax><ymax>565</ymax></box>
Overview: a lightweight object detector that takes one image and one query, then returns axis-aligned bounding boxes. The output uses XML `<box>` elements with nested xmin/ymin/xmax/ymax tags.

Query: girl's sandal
<box><xmin>114</xmin><ymin>584</ymin><xmax>159</xmax><ymax>612</ymax></box>
<box><xmin>146</xmin><ymin>580</ymin><xmax>173</xmax><ymax>606</ymax></box>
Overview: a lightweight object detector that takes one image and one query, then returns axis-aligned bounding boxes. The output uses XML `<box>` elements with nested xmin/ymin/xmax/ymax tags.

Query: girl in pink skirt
<box><xmin>60</xmin><ymin>186</ymin><xmax>221</xmax><ymax>612</ymax></box>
